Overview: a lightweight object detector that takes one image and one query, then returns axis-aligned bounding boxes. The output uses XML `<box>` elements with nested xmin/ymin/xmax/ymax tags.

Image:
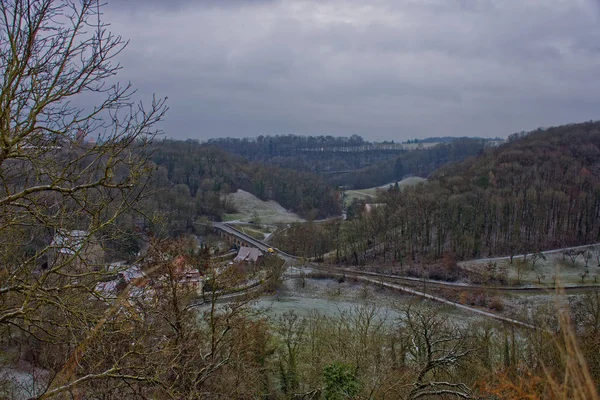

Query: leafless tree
<box><xmin>401</xmin><ymin>306</ymin><xmax>473</xmax><ymax>399</ymax></box>
<box><xmin>0</xmin><ymin>0</ymin><xmax>166</xmax><ymax>396</ymax></box>
<box><xmin>531</xmin><ymin>251</ymin><xmax>546</xmax><ymax>269</ymax></box>
<box><xmin>583</xmin><ymin>248</ymin><xmax>594</xmax><ymax>268</ymax></box>
<box><xmin>564</xmin><ymin>250</ymin><xmax>583</xmax><ymax>267</ymax></box>
<box><xmin>514</xmin><ymin>259</ymin><xmax>529</xmax><ymax>285</ymax></box>
<box><xmin>276</xmin><ymin>310</ymin><xmax>307</xmax><ymax>395</ymax></box>
<box><xmin>536</xmin><ymin>273</ymin><xmax>545</xmax><ymax>284</ymax></box>
<box><xmin>593</xmin><ymin>246</ymin><xmax>600</xmax><ymax>267</ymax></box>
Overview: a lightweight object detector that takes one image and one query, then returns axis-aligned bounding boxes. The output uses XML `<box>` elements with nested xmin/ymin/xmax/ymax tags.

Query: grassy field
<box><xmin>344</xmin><ymin>176</ymin><xmax>426</xmax><ymax>206</ymax></box>
<box><xmin>223</xmin><ymin>189</ymin><xmax>305</xmax><ymax>224</ymax></box>
<box><xmin>461</xmin><ymin>245</ymin><xmax>600</xmax><ymax>286</ymax></box>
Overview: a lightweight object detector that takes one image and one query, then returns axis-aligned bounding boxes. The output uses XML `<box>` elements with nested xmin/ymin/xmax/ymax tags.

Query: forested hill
<box><xmin>207</xmin><ymin>134</ymin><xmax>400</xmax><ymax>175</ymax></box>
<box><xmin>329</xmin><ymin>138</ymin><xmax>489</xmax><ymax>189</ymax></box>
<box><xmin>431</xmin><ymin>123</ymin><xmax>600</xmax><ymax>184</ymax></box>
<box><xmin>146</xmin><ymin>140</ymin><xmax>341</xmax><ymax>229</ymax></box>
<box><xmin>208</xmin><ymin>135</ymin><xmax>496</xmax><ymax>189</ymax></box>
<box><xmin>341</xmin><ymin>121</ymin><xmax>600</xmax><ymax>264</ymax></box>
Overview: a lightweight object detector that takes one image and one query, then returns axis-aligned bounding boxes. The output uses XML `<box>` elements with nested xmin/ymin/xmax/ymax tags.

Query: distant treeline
<box><xmin>207</xmin><ymin>134</ymin><xmax>400</xmax><ymax>175</ymax></box>
<box><xmin>208</xmin><ymin>134</ymin><xmax>495</xmax><ymax>189</ymax></box>
<box><xmin>329</xmin><ymin>138</ymin><xmax>489</xmax><ymax>189</ymax></box>
<box><xmin>417</xmin><ymin>135</ymin><xmax>502</xmax><ymax>143</ymax></box>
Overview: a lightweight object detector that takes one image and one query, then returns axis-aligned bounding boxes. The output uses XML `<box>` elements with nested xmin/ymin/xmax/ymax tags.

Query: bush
<box><xmin>323</xmin><ymin>362</ymin><xmax>360</xmax><ymax>400</ymax></box>
<box><xmin>489</xmin><ymin>297</ymin><xmax>505</xmax><ymax>311</ymax></box>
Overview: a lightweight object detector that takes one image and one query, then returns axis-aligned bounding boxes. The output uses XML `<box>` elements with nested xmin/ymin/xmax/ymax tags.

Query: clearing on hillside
<box><xmin>344</xmin><ymin>176</ymin><xmax>426</xmax><ymax>205</ymax></box>
<box><xmin>223</xmin><ymin>189</ymin><xmax>306</xmax><ymax>224</ymax></box>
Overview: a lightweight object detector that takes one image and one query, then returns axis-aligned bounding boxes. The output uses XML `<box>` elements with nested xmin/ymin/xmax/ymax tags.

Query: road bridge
<box><xmin>212</xmin><ymin>222</ymin><xmax>262</xmax><ymax>250</ymax></box>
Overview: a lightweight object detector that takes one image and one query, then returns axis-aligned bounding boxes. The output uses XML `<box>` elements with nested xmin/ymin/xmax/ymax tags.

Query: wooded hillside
<box><xmin>208</xmin><ymin>135</ymin><xmax>493</xmax><ymax>189</ymax></box>
<box><xmin>336</xmin><ymin>121</ymin><xmax>600</xmax><ymax>264</ymax></box>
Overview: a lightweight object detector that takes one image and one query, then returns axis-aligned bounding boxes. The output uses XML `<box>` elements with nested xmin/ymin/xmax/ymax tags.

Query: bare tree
<box><xmin>0</xmin><ymin>0</ymin><xmax>166</xmax><ymax>396</ymax></box>
<box><xmin>142</xmin><ymin>238</ymin><xmax>266</xmax><ymax>398</ymax></box>
<box><xmin>593</xmin><ymin>246</ymin><xmax>600</xmax><ymax>267</ymax></box>
<box><xmin>536</xmin><ymin>273</ymin><xmax>545</xmax><ymax>284</ymax></box>
<box><xmin>564</xmin><ymin>250</ymin><xmax>583</xmax><ymax>267</ymax></box>
<box><xmin>530</xmin><ymin>251</ymin><xmax>546</xmax><ymax>269</ymax></box>
<box><xmin>583</xmin><ymin>248</ymin><xmax>594</xmax><ymax>268</ymax></box>
<box><xmin>401</xmin><ymin>306</ymin><xmax>473</xmax><ymax>399</ymax></box>
<box><xmin>276</xmin><ymin>310</ymin><xmax>306</xmax><ymax>395</ymax></box>
<box><xmin>582</xmin><ymin>270</ymin><xmax>589</xmax><ymax>284</ymax></box>
<box><xmin>514</xmin><ymin>259</ymin><xmax>529</xmax><ymax>285</ymax></box>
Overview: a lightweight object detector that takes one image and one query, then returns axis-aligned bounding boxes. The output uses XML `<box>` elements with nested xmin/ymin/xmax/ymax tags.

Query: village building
<box><xmin>363</xmin><ymin>203</ymin><xmax>386</xmax><ymax>214</ymax></box>
<box><xmin>234</xmin><ymin>246</ymin><xmax>264</xmax><ymax>264</ymax></box>
<box><xmin>49</xmin><ymin>229</ymin><xmax>104</xmax><ymax>271</ymax></box>
<box><xmin>95</xmin><ymin>264</ymin><xmax>152</xmax><ymax>303</ymax></box>
<box><xmin>233</xmin><ymin>246</ymin><xmax>264</xmax><ymax>273</ymax></box>
<box><xmin>173</xmin><ymin>255</ymin><xmax>204</xmax><ymax>292</ymax></box>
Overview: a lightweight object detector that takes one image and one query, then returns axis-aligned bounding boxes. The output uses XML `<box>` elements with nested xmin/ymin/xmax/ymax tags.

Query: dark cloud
<box><xmin>102</xmin><ymin>0</ymin><xmax>600</xmax><ymax>141</ymax></box>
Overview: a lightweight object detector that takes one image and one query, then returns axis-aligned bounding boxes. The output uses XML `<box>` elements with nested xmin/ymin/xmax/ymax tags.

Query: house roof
<box><xmin>364</xmin><ymin>203</ymin><xmax>386</xmax><ymax>213</ymax></box>
<box><xmin>120</xmin><ymin>265</ymin><xmax>146</xmax><ymax>281</ymax></box>
<box><xmin>50</xmin><ymin>230</ymin><xmax>88</xmax><ymax>255</ymax></box>
<box><xmin>234</xmin><ymin>246</ymin><xmax>263</xmax><ymax>263</ymax></box>
<box><xmin>95</xmin><ymin>265</ymin><xmax>150</xmax><ymax>299</ymax></box>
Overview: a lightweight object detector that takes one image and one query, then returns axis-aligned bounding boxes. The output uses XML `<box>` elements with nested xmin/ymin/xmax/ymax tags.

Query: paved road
<box><xmin>215</xmin><ymin>222</ymin><xmax>600</xmax><ymax>292</ymax></box>
<box><xmin>213</xmin><ymin>222</ymin><xmax>272</xmax><ymax>252</ymax></box>
<box><xmin>362</xmin><ymin>276</ymin><xmax>537</xmax><ymax>329</ymax></box>
<box><xmin>213</xmin><ymin>222</ymin><xmax>299</xmax><ymax>262</ymax></box>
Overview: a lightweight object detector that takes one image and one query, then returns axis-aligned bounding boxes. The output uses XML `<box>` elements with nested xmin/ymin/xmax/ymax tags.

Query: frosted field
<box><xmin>223</xmin><ymin>189</ymin><xmax>305</xmax><ymax>224</ymax></box>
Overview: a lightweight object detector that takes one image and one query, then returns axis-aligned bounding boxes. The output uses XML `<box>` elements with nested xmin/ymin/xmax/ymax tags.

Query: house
<box><xmin>51</xmin><ymin>229</ymin><xmax>87</xmax><ymax>255</ymax></box>
<box><xmin>233</xmin><ymin>246</ymin><xmax>264</xmax><ymax>265</ymax></box>
<box><xmin>49</xmin><ymin>229</ymin><xmax>104</xmax><ymax>270</ymax></box>
<box><xmin>95</xmin><ymin>265</ymin><xmax>152</xmax><ymax>303</ymax></box>
<box><xmin>170</xmin><ymin>255</ymin><xmax>204</xmax><ymax>293</ymax></box>
<box><xmin>363</xmin><ymin>203</ymin><xmax>386</xmax><ymax>214</ymax></box>
<box><xmin>233</xmin><ymin>246</ymin><xmax>264</xmax><ymax>274</ymax></box>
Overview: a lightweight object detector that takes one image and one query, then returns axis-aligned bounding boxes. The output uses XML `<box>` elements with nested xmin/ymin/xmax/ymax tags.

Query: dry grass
<box><xmin>478</xmin><ymin>288</ymin><xmax>599</xmax><ymax>400</ymax></box>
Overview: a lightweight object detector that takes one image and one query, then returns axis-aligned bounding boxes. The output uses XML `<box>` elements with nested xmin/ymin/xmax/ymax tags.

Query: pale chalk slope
<box><xmin>224</xmin><ymin>189</ymin><xmax>305</xmax><ymax>224</ymax></box>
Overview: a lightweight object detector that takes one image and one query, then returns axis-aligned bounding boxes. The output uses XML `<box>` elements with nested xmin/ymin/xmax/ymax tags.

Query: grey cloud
<box><xmin>102</xmin><ymin>0</ymin><xmax>600</xmax><ymax>141</ymax></box>
<box><xmin>108</xmin><ymin>0</ymin><xmax>278</xmax><ymax>12</ymax></box>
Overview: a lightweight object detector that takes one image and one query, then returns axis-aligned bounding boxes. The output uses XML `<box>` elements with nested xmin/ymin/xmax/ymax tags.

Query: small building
<box><xmin>50</xmin><ymin>229</ymin><xmax>104</xmax><ymax>270</ymax></box>
<box><xmin>363</xmin><ymin>203</ymin><xmax>386</xmax><ymax>214</ymax></box>
<box><xmin>168</xmin><ymin>255</ymin><xmax>204</xmax><ymax>294</ymax></box>
<box><xmin>233</xmin><ymin>246</ymin><xmax>264</xmax><ymax>265</ymax></box>
<box><xmin>51</xmin><ymin>229</ymin><xmax>88</xmax><ymax>255</ymax></box>
<box><xmin>95</xmin><ymin>264</ymin><xmax>152</xmax><ymax>303</ymax></box>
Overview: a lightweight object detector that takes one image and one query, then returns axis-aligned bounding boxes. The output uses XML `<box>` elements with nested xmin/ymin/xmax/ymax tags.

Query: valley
<box><xmin>1</xmin><ymin>2</ymin><xmax>599</xmax><ymax>396</ymax></box>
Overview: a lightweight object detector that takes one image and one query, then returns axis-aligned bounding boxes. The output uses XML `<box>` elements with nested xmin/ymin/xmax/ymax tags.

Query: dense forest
<box><xmin>329</xmin><ymin>138</ymin><xmax>492</xmax><ymax>189</ymax></box>
<box><xmin>208</xmin><ymin>135</ymin><xmax>496</xmax><ymax>189</ymax></box>
<box><xmin>207</xmin><ymin>134</ymin><xmax>400</xmax><ymax>176</ymax></box>
<box><xmin>328</xmin><ymin>122</ymin><xmax>600</xmax><ymax>265</ymax></box>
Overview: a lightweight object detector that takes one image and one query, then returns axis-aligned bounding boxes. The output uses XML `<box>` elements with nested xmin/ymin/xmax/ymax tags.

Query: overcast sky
<box><xmin>103</xmin><ymin>0</ymin><xmax>600</xmax><ymax>141</ymax></box>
